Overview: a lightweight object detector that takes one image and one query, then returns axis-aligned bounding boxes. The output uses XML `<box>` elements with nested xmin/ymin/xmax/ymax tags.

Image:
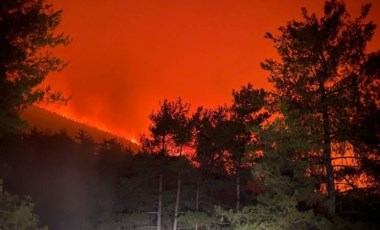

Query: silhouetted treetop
<box><xmin>0</xmin><ymin>0</ymin><xmax>70</xmax><ymax>135</ymax></box>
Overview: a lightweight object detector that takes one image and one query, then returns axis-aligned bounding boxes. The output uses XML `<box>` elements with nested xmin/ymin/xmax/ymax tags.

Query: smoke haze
<box><xmin>43</xmin><ymin>0</ymin><xmax>380</xmax><ymax>139</ymax></box>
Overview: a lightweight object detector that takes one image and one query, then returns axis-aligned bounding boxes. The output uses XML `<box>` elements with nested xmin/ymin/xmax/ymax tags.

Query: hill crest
<box><xmin>21</xmin><ymin>106</ymin><xmax>139</xmax><ymax>152</ymax></box>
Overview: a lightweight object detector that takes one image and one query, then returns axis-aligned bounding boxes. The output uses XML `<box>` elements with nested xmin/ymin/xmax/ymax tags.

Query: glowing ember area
<box><xmin>42</xmin><ymin>0</ymin><xmax>380</xmax><ymax>138</ymax></box>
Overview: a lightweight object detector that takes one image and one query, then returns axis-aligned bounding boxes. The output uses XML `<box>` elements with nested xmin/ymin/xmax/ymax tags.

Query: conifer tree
<box><xmin>261</xmin><ymin>0</ymin><xmax>379</xmax><ymax>216</ymax></box>
<box><xmin>144</xmin><ymin>98</ymin><xmax>191</xmax><ymax>157</ymax></box>
<box><xmin>192</xmin><ymin>106</ymin><xmax>230</xmax><ymax>175</ymax></box>
<box><xmin>229</xmin><ymin>83</ymin><xmax>269</xmax><ymax>211</ymax></box>
<box><xmin>0</xmin><ymin>0</ymin><xmax>70</xmax><ymax>135</ymax></box>
<box><xmin>140</xmin><ymin>98</ymin><xmax>193</xmax><ymax>230</ymax></box>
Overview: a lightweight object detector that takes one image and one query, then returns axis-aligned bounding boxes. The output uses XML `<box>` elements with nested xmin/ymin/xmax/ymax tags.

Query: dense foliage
<box><xmin>0</xmin><ymin>0</ymin><xmax>69</xmax><ymax>135</ymax></box>
<box><xmin>0</xmin><ymin>179</ymin><xmax>48</xmax><ymax>230</ymax></box>
<box><xmin>261</xmin><ymin>0</ymin><xmax>379</xmax><ymax>217</ymax></box>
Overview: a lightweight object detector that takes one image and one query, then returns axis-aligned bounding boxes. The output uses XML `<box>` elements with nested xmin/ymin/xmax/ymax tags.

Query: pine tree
<box><xmin>261</xmin><ymin>0</ymin><xmax>379</xmax><ymax>216</ymax></box>
<box><xmin>0</xmin><ymin>0</ymin><xmax>70</xmax><ymax>135</ymax></box>
<box><xmin>229</xmin><ymin>83</ymin><xmax>269</xmax><ymax>211</ymax></box>
<box><xmin>192</xmin><ymin>106</ymin><xmax>230</xmax><ymax>175</ymax></box>
<box><xmin>141</xmin><ymin>98</ymin><xmax>193</xmax><ymax>230</ymax></box>
<box><xmin>143</xmin><ymin>98</ymin><xmax>191</xmax><ymax>156</ymax></box>
<box><xmin>220</xmin><ymin>116</ymin><xmax>335</xmax><ymax>230</ymax></box>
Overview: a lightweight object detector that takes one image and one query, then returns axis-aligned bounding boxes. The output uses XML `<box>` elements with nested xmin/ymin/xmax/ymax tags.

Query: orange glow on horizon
<box><xmin>130</xmin><ymin>138</ymin><xmax>139</xmax><ymax>145</ymax></box>
<box><xmin>43</xmin><ymin>0</ymin><xmax>380</xmax><ymax>139</ymax></box>
<box><xmin>37</xmin><ymin>105</ymin><xmax>139</xmax><ymax>142</ymax></box>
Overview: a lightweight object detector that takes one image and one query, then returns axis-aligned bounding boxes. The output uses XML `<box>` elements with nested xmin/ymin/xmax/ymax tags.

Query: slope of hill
<box><xmin>21</xmin><ymin>106</ymin><xmax>139</xmax><ymax>152</ymax></box>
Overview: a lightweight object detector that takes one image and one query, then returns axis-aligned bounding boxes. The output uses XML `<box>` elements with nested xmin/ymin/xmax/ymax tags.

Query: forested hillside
<box><xmin>21</xmin><ymin>106</ymin><xmax>139</xmax><ymax>152</ymax></box>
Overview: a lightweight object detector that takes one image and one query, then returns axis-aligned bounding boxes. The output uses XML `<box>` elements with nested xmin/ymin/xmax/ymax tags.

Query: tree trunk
<box><xmin>196</xmin><ymin>185</ymin><xmax>199</xmax><ymax>211</ymax></box>
<box><xmin>173</xmin><ymin>173</ymin><xmax>181</xmax><ymax>230</ymax></box>
<box><xmin>161</xmin><ymin>135</ymin><xmax>166</xmax><ymax>156</ymax></box>
<box><xmin>157</xmin><ymin>174</ymin><xmax>163</xmax><ymax>230</ymax></box>
<box><xmin>319</xmin><ymin>79</ymin><xmax>336</xmax><ymax>216</ymax></box>
<box><xmin>179</xmin><ymin>145</ymin><xmax>183</xmax><ymax>157</ymax></box>
<box><xmin>195</xmin><ymin>183</ymin><xmax>200</xmax><ymax>230</ymax></box>
<box><xmin>322</xmin><ymin>110</ymin><xmax>336</xmax><ymax>216</ymax></box>
<box><xmin>236</xmin><ymin>174</ymin><xmax>240</xmax><ymax>211</ymax></box>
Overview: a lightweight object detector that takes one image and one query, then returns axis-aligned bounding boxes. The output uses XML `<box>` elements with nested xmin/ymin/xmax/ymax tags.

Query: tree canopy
<box><xmin>261</xmin><ymin>0</ymin><xmax>379</xmax><ymax>216</ymax></box>
<box><xmin>0</xmin><ymin>0</ymin><xmax>70</xmax><ymax>135</ymax></box>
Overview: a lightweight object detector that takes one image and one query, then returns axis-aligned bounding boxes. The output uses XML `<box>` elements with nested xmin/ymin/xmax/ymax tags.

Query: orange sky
<box><xmin>43</xmin><ymin>0</ymin><xmax>380</xmax><ymax>141</ymax></box>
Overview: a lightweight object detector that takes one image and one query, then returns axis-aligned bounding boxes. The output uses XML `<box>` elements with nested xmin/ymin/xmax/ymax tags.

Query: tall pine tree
<box><xmin>0</xmin><ymin>0</ymin><xmax>70</xmax><ymax>135</ymax></box>
<box><xmin>261</xmin><ymin>0</ymin><xmax>379</xmax><ymax>216</ymax></box>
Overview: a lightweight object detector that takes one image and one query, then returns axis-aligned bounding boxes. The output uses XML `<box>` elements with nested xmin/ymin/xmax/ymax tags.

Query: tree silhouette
<box><xmin>229</xmin><ymin>83</ymin><xmax>269</xmax><ymax>211</ymax></box>
<box><xmin>0</xmin><ymin>0</ymin><xmax>70</xmax><ymax>135</ymax></box>
<box><xmin>140</xmin><ymin>98</ymin><xmax>193</xmax><ymax>230</ymax></box>
<box><xmin>192</xmin><ymin>106</ymin><xmax>230</xmax><ymax>175</ymax></box>
<box><xmin>261</xmin><ymin>0</ymin><xmax>379</xmax><ymax>216</ymax></box>
<box><xmin>144</xmin><ymin>98</ymin><xmax>191</xmax><ymax>157</ymax></box>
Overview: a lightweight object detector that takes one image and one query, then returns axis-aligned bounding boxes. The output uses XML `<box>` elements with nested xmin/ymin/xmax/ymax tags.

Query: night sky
<box><xmin>42</xmin><ymin>0</ymin><xmax>380</xmax><ymax>141</ymax></box>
